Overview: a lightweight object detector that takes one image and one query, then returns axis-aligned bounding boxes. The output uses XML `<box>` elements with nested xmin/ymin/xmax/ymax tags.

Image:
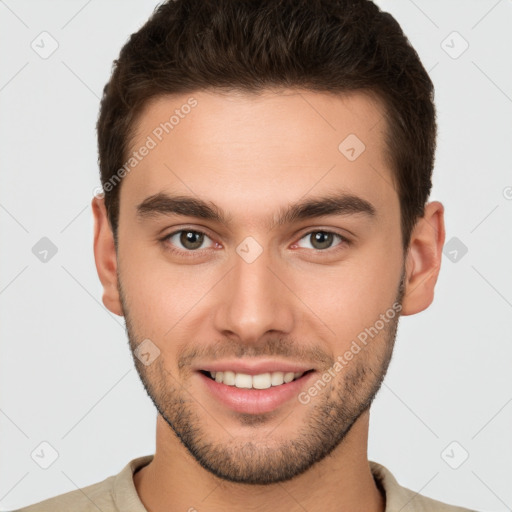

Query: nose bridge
<box><xmin>213</xmin><ymin>243</ymin><xmax>294</xmax><ymax>342</ymax></box>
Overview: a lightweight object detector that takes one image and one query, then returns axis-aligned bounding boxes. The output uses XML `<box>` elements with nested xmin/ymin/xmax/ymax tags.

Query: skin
<box><xmin>92</xmin><ymin>89</ymin><xmax>445</xmax><ymax>512</ymax></box>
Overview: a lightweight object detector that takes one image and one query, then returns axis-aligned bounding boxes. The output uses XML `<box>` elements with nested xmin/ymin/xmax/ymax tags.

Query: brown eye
<box><xmin>296</xmin><ymin>230</ymin><xmax>347</xmax><ymax>251</ymax></box>
<box><xmin>180</xmin><ymin>231</ymin><xmax>204</xmax><ymax>250</ymax></box>
<box><xmin>310</xmin><ymin>231</ymin><xmax>334</xmax><ymax>250</ymax></box>
<box><xmin>165</xmin><ymin>230</ymin><xmax>213</xmax><ymax>251</ymax></box>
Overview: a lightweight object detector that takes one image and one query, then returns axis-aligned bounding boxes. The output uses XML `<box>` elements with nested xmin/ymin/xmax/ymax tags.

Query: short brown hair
<box><xmin>97</xmin><ymin>0</ymin><xmax>436</xmax><ymax>251</ymax></box>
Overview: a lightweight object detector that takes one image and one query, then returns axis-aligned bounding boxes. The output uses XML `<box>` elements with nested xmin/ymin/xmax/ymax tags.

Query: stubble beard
<box><xmin>119</xmin><ymin>270</ymin><xmax>405</xmax><ymax>485</ymax></box>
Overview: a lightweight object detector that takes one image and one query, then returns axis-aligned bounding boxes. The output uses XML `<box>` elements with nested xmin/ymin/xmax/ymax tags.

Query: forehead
<box><xmin>120</xmin><ymin>88</ymin><xmax>397</xmax><ymax>222</ymax></box>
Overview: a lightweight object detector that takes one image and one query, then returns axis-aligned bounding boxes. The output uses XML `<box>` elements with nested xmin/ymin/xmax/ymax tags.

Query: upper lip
<box><xmin>195</xmin><ymin>359</ymin><xmax>315</xmax><ymax>375</ymax></box>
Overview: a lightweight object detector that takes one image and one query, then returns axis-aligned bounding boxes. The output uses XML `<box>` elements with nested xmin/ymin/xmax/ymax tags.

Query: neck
<box><xmin>134</xmin><ymin>410</ymin><xmax>385</xmax><ymax>512</ymax></box>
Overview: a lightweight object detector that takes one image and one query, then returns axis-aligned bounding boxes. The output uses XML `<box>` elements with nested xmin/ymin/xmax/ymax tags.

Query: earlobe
<box><xmin>401</xmin><ymin>201</ymin><xmax>446</xmax><ymax>316</ymax></box>
<box><xmin>91</xmin><ymin>196</ymin><xmax>124</xmax><ymax>317</ymax></box>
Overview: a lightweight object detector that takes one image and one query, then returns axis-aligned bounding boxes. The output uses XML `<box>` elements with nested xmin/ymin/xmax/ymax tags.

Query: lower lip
<box><xmin>199</xmin><ymin>371</ymin><xmax>315</xmax><ymax>415</ymax></box>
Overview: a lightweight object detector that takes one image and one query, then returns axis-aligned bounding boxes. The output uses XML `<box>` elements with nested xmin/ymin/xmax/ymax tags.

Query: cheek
<box><xmin>291</xmin><ymin>240</ymin><xmax>402</xmax><ymax>350</ymax></box>
<box><xmin>119</xmin><ymin>245</ymin><xmax>215</xmax><ymax>337</ymax></box>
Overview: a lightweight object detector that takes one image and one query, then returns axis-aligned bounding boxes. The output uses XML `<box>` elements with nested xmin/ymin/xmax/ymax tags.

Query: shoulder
<box><xmin>12</xmin><ymin>455</ymin><xmax>153</xmax><ymax>512</ymax></box>
<box><xmin>369</xmin><ymin>461</ymin><xmax>479</xmax><ymax>512</ymax></box>
<box><xmin>12</xmin><ymin>475</ymin><xmax>117</xmax><ymax>512</ymax></box>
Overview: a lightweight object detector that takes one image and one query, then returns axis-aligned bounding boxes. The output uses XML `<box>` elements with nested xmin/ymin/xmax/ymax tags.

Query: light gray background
<box><xmin>1</xmin><ymin>1</ymin><xmax>511</xmax><ymax>510</ymax></box>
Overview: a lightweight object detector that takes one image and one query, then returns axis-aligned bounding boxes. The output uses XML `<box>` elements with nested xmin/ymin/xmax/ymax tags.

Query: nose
<box><xmin>212</xmin><ymin>245</ymin><xmax>295</xmax><ymax>344</ymax></box>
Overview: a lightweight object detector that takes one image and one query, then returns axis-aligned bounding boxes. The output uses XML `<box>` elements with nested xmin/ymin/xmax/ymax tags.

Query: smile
<box><xmin>198</xmin><ymin>367</ymin><xmax>316</xmax><ymax>415</ymax></box>
<box><xmin>204</xmin><ymin>370</ymin><xmax>308</xmax><ymax>389</ymax></box>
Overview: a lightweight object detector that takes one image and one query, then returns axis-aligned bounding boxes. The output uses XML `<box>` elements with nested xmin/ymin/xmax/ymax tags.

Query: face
<box><xmin>113</xmin><ymin>89</ymin><xmax>406</xmax><ymax>484</ymax></box>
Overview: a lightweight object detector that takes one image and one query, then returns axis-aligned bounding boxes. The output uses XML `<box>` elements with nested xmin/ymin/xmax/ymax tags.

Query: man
<box><xmin>15</xmin><ymin>0</ymin><xmax>478</xmax><ymax>510</ymax></box>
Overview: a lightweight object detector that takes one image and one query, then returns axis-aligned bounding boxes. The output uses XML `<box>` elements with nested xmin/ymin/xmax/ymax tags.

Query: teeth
<box><xmin>271</xmin><ymin>371</ymin><xmax>284</xmax><ymax>386</ymax></box>
<box><xmin>208</xmin><ymin>370</ymin><xmax>305</xmax><ymax>389</ymax></box>
<box><xmin>283</xmin><ymin>372</ymin><xmax>295</xmax><ymax>383</ymax></box>
<box><xmin>235</xmin><ymin>373</ymin><xmax>252</xmax><ymax>389</ymax></box>
<box><xmin>223</xmin><ymin>370</ymin><xmax>236</xmax><ymax>386</ymax></box>
<box><xmin>252</xmin><ymin>373</ymin><xmax>272</xmax><ymax>390</ymax></box>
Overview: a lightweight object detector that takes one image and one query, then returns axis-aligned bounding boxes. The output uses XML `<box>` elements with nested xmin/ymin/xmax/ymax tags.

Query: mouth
<box><xmin>199</xmin><ymin>369</ymin><xmax>314</xmax><ymax>389</ymax></box>
<box><xmin>197</xmin><ymin>366</ymin><xmax>316</xmax><ymax>415</ymax></box>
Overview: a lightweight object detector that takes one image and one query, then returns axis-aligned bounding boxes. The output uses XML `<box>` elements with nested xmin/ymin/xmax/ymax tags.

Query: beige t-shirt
<box><xmin>14</xmin><ymin>455</ymin><xmax>477</xmax><ymax>511</ymax></box>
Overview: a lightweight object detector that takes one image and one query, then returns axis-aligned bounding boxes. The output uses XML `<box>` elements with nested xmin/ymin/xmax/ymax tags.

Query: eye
<box><xmin>295</xmin><ymin>230</ymin><xmax>348</xmax><ymax>251</ymax></box>
<box><xmin>164</xmin><ymin>229</ymin><xmax>216</xmax><ymax>251</ymax></box>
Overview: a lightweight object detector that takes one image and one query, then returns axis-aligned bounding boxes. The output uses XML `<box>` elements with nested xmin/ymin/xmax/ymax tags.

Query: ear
<box><xmin>92</xmin><ymin>196</ymin><xmax>124</xmax><ymax>317</ymax></box>
<box><xmin>401</xmin><ymin>201</ymin><xmax>445</xmax><ymax>316</ymax></box>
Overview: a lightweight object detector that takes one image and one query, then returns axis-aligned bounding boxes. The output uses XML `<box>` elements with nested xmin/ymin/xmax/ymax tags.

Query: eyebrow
<box><xmin>136</xmin><ymin>191</ymin><xmax>376</xmax><ymax>229</ymax></box>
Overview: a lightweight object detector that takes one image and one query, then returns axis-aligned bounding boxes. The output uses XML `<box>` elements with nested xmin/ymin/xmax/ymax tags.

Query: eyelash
<box><xmin>159</xmin><ymin>228</ymin><xmax>351</xmax><ymax>258</ymax></box>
